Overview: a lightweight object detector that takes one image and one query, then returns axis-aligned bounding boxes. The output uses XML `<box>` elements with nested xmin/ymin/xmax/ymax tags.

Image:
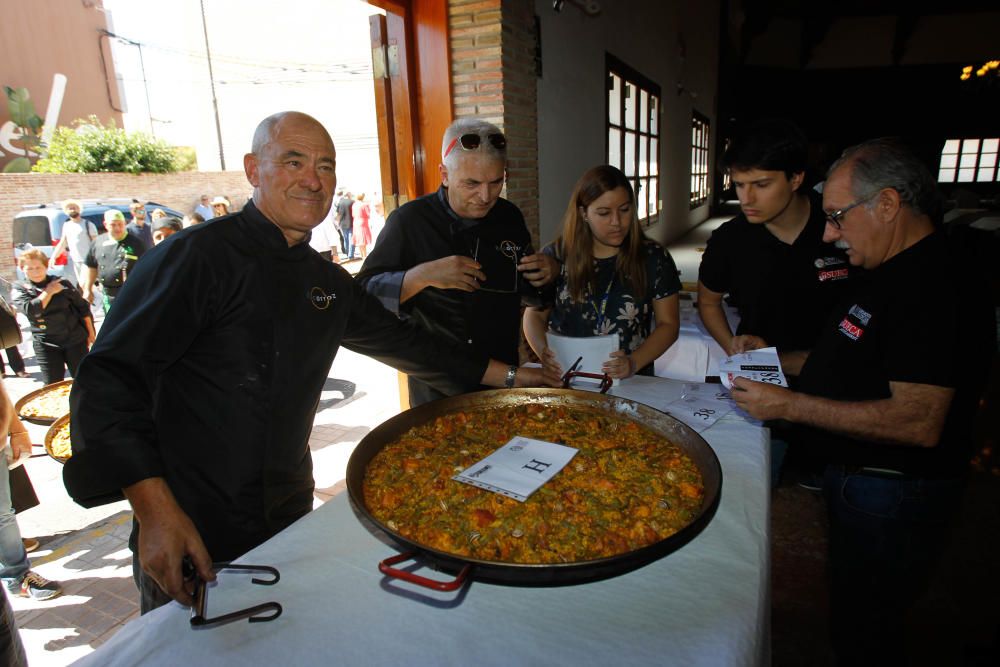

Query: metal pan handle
<box><xmin>378</xmin><ymin>551</ymin><xmax>472</xmax><ymax>592</ymax></box>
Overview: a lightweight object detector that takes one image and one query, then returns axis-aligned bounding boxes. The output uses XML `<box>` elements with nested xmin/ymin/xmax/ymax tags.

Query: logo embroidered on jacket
<box><xmin>818</xmin><ymin>268</ymin><xmax>849</xmax><ymax>281</ymax></box>
<box><xmin>309</xmin><ymin>286</ymin><xmax>336</xmax><ymax>310</ymax></box>
<box><xmin>838</xmin><ymin>317</ymin><xmax>864</xmax><ymax>341</ymax></box>
<box><xmin>814</xmin><ymin>256</ymin><xmax>846</xmax><ymax>268</ymax></box>
<box><xmin>848</xmin><ymin>304</ymin><xmax>872</xmax><ymax>326</ymax></box>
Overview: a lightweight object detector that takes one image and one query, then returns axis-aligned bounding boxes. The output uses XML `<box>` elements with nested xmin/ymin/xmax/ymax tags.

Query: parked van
<box><xmin>12</xmin><ymin>200</ymin><xmax>183</xmax><ymax>281</ymax></box>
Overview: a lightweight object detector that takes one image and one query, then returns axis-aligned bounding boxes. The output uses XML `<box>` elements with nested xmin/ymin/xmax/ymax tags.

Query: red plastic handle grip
<box><xmin>378</xmin><ymin>551</ymin><xmax>472</xmax><ymax>592</ymax></box>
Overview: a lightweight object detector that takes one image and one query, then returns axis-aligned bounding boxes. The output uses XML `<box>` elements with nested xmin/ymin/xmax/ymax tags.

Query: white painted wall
<box><xmin>535</xmin><ymin>0</ymin><xmax>720</xmax><ymax>246</ymax></box>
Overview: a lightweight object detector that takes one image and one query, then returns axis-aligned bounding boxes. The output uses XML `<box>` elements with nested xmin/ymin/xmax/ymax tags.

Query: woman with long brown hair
<box><xmin>523</xmin><ymin>165</ymin><xmax>680</xmax><ymax>378</ymax></box>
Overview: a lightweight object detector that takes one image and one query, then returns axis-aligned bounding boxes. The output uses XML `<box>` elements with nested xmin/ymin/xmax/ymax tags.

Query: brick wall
<box><xmin>0</xmin><ymin>171</ymin><xmax>252</xmax><ymax>277</ymax></box>
<box><xmin>448</xmin><ymin>0</ymin><xmax>540</xmax><ymax>245</ymax></box>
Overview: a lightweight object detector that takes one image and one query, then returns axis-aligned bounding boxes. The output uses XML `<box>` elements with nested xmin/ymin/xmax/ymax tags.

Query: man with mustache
<box><xmin>63</xmin><ymin>111</ymin><xmax>555</xmax><ymax>613</ymax></box>
<box><xmin>49</xmin><ymin>199</ymin><xmax>99</xmax><ymax>287</ymax></box>
<box><xmin>733</xmin><ymin>138</ymin><xmax>996</xmax><ymax>665</ymax></box>
<box><xmin>698</xmin><ymin>119</ymin><xmax>853</xmax><ymax>371</ymax></box>
<box><xmin>357</xmin><ymin>118</ymin><xmax>558</xmax><ymax>407</ymax></box>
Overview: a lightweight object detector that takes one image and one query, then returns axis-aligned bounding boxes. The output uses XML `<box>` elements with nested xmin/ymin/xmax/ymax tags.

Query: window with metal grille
<box><xmin>606</xmin><ymin>54</ymin><xmax>661</xmax><ymax>226</ymax></box>
<box><xmin>690</xmin><ymin>112</ymin><xmax>710</xmax><ymax>208</ymax></box>
<box><xmin>938</xmin><ymin>138</ymin><xmax>998</xmax><ymax>183</ymax></box>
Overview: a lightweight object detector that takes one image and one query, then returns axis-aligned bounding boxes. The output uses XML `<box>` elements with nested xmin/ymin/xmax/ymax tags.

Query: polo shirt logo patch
<box><xmin>308</xmin><ymin>286</ymin><xmax>336</xmax><ymax>310</ymax></box>
<box><xmin>818</xmin><ymin>268</ymin><xmax>849</xmax><ymax>282</ymax></box>
<box><xmin>838</xmin><ymin>317</ymin><xmax>864</xmax><ymax>340</ymax></box>
<box><xmin>848</xmin><ymin>304</ymin><xmax>871</xmax><ymax>326</ymax></box>
<box><xmin>814</xmin><ymin>256</ymin><xmax>845</xmax><ymax>268</ymax></box>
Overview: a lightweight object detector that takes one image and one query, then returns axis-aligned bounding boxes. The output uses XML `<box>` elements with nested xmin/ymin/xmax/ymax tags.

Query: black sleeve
<box><xmin>340</xmin><ymin>277</ymin><xmax>488</xmax><ymax>392</ymax></box>
<box><xmin>64</xmin><ymin>240</ymin><xmax>216</xmax><ymax>507</ymax></box>
<box><xmin>11</xmin><ymin>282</ymin><xmax>43</xmax><ymax>320</ymax></box>
<box><xmin>697</xmin><ymin>225</ymin><xmax>731</xmax><ymax>294</ymax></box>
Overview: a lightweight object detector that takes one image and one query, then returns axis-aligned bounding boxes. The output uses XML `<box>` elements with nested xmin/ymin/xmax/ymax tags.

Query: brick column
<box><xmin>448</xmin><ymin>0</ymin><xmax>539</xmax><ymax>244</ymax></box>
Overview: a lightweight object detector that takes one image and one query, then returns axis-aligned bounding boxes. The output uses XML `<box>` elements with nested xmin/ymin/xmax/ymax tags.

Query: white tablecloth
<box><xmin>75</xmin><ymin>377</ymin><xmax>770</xmax><ymax>667</ymax></box>
<box><xmin>654</xmin><ymin>295</ymin><xmax>737</xmax><ymax>381</ymax></box>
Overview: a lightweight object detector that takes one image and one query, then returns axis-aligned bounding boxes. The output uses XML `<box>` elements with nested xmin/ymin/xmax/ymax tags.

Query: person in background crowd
<box><xmin>523</xmin><ymin>165</ymin><xmax>681</xmax><ymax>380</ymax></box>
<box><xmin>733</xmin><ymin>138</ymin><xmax>996</xmax><ymax>665</ymax></box>
<box><xmin>62</xmin><ymin>111</ymin><xmax>556</xmax><ymax>614</ymax></box>
<box><xmin>49</xmin><ymin>199</ymin><xmax>99</xmax><ymax>287</ymax></box>
<box><xmin>335</xmin><ymin>191</ymin><xmax>355</xmax><ymax>259</ymax></box>
<box><xmin>210</xmin><ymin>196</ymin><xmax>230</xmax><ymax>219</ymax></box>
<box><xmin>0</xmin><ymin>379</ymin><xmax>63</xmax><ymax>602</ymax></box>
<box><xmin>331</xmin><ymin>189</ymin><xmax>347</xmax><ymax>257</ymax></box>
<box><xmin>126</xmin><ymin>201</ymin><xmax>153</xmax><ymax>251</ymax></box>
<box><xmin>194</xmin><ymin>194</ymin><xmax>213</xmax><ymax>221</ymax></box>
<box><xmin>309</xmin><ymin>203</ymin><xmax>339</xmax><ymax>262</ymax></box>
<box><xmin>13</xmin><ymin>249</ymin><xmax>95</xmax><ymax>385</ymax></box>
<box><xmin>82</xmin><ymin>209</ymin><xmax>146</xmax><ymax>313</ymax></box>
<box><xmin>351</xmin><ymin>192</ymin><xmax>372</xmax><ymax>260</ymax></box>
<box><xmin>186</xmin><ymin>213</ymin><xmax>206</xmax><ymax>227</ymax></box>
<box><xmin>150</xmin><ymin>209</ymin><xmax>167</xmax><ymax>222</ymax></box>
<box><xmin>369</xmin><ymin>193</ymin><xmax>386</xmax><ymax>245</ymax></box>
<box><xmin>356</xmin><ymin>117</ymin><xmax>558</xmax><ymax>407</ymax></box>
<box><xmin>0</xmin><ymin>348</ymin><xmax>28</xmax><ymax>380</ymax></box>
<box><xmin>152</xmin><ymin>217</ymin><xmax>183</xmax><ymax>245</ymax></box>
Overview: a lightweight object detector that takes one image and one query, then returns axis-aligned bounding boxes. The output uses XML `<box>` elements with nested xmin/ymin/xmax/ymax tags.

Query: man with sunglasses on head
<box><xmin>698</xmin><ymin>119</ymin><xmax>854</xmax><ymax>373</ymax></box>
<box><xmin>357</xmin><ymin>118</ymin><xmax>558</xmax><ymax>407</ymax></box>
<box><xmin>126</xmin><ymin>201</ymin><xmax>153</xmax><ymax>251</ymax></box>
<box><xmin>732</xmin><ymin>138</ymin><xmax>995</xmax><ymax>665</ymax></box>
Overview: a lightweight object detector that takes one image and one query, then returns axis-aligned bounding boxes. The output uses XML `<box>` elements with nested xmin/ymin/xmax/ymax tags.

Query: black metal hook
<box><xmin>183</xmin><ymin>558</ymin><xmax>283</xmax><ymax>628</ymax></box>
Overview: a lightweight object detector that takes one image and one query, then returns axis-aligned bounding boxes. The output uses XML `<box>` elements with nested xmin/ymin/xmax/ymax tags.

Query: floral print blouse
<box><xmin>542</xmin><ymin>239</ymin><xmax>681</xmax><ymax>372</ymax></box>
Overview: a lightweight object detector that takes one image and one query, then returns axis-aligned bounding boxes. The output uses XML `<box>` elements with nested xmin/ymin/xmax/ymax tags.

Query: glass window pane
<box><xmin>939</xmin><ymin>154</ymin><xmax>958</xmax><ymax>169</ymax></box>
<box><xmin>608</xmin><ymin>74</ymin><xmax>621</xmax><ymax>126</ymax></box>
<box><xmin>640</xmin><ymin>90</ymin><xmax>648</xmax><ymax>133</ymax></box>
<box><xmin>649</xmin><ymin>177</ymin><xmax>658</xmax><ymax>213</ymax></box>
<box><xmin>649</xmin><ymin>96</ymin><xmax>658</xmax><ymax>134</ymax></box>
<box><xmin>650</xmin><ymin>138</ymin><xmax>658</xmax><ymax>176</ymax></box>
<box><xmin>958</xmin><ymin>168</ymin><xmax>975</xmax><ymax>182</ymax></box>
<box><xmin>608</xmin><ymin>127</ymin><xmax>621</xmax><ymax>169</ymax></box>
<box><xmin>982</xmin><ymin>138</ymin><xmax>999</xmax><ymax>152</ymax></box>
<box><xmin>637</xmin><ymin>179</ymin><xmax>648</xmax><ymax>220</ymax></box>
<box><xmin>624</xmin><ymin>131</ymin><xmax>636</xmax><ymax>176</ymax></box>
<box><xmin>624</xmin><ymin>83</ymin><xmax>637</xmax><ymax>130</ymax></box>
<box><xmin>960</xmin><ymin>154</ymin><xmax>978</xmax><ymax>169</ymax></box>
<box><xmin>640</xmin><ymin>138</ymin><xmax>649</xmax><ymax>178</ymax></box>
<box><xmin>938</xmin><ymin>168</ymin><xmax>956</xmax><ymax>182</ymax></box>
<box><xmin>942</xmin><ymin>139</ymin><xmax>960</xmax><ymax>154</ymax></box>
<box><xmin>979</xmin><ymin>153</ymin><xmax>997</xmax><ymax>168</ymax></box>
<box><xmin>977</xmin><ymin>167</ymin><xmax>995</xmax><ymax>182</ymax></box>
<box><xmin>962</xmin><ymin>139</ymin><xmax>980</xmax><ymax>154</ymax></box>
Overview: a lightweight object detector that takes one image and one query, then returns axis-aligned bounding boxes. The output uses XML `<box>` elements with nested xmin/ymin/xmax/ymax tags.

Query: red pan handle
<box><xmin>378</xmin><ymin>551</ymin><xmax>472</xmax><ymax>592</ymax></box>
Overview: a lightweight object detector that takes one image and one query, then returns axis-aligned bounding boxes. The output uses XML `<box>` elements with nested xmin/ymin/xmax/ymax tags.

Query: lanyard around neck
<box><xmin>590</xmin><ymin>270</ymin><xmax>615</xmax><ymax>331</ymax></box>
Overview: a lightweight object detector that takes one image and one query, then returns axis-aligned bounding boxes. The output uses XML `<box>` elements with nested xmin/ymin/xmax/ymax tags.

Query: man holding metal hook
<box><xmin>64</xmin><ymin>112</ymin><xmax>559</xmax><ymax>613</ymax></box>
<box><xmin>357</xmin><ymin>118</ymin><xmax>559</xmax><ymax>407</ymax></box>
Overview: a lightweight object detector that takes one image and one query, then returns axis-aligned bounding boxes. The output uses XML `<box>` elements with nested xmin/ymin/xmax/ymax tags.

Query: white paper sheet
<box><xmin>546</xmin><ymin>331</ymin><xmax>619</xmax><ymax>384</ymax></box>
<box><xmin>453</xmin><ymin>436</ymin><xmax>578</xmax><ymax>502</ymax></box>
<box><xmin>718</xmin><ymin>347</ymin><xmax>788</xmax><ymax>390</ymax></box>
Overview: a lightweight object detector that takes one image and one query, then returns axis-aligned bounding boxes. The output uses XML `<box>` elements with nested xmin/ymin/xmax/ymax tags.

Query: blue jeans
<box><xmin>0</xmin><ymin>468</ymin><xmax>29</xmax><ymax>583</ymax></box>
<box><xmin>341</xmin><ymin>228</ymin><xmax>354</xmax><ymax>259</ymax></box>
<box><xmin>822</xmin><ymin>465</ymin><xmax>965</xmax><ymax>666</ymax></box>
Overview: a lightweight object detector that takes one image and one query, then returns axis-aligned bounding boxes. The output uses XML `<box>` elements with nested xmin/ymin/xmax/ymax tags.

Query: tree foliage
<box><xmin>32</xmin><ymin>116</ymin><xmax>178</xmax><ymax>174</ymax></box>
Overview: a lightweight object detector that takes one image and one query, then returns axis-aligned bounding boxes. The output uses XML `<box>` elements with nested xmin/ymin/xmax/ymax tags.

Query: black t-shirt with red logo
<box><xmin>795</xmin><ymin>231</ymin><xmax>996</xmax><ymax>475</ymax></box>
<box><xmin>698</xmin><ymin>189</ymin><xmax>854</xmax><ymax>352</ymax></box>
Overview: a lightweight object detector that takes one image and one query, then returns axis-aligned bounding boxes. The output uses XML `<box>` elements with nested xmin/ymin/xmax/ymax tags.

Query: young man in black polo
<box><xmin>697</xmin><ymin>119</ymin><xmax>854</xmax><ymax>486</ymax></box>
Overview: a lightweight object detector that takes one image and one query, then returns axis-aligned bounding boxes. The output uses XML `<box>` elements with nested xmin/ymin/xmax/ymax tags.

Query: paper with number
<box><xmin>664</xmin><ymin>395</ymin><xmax>730</xmax><ymax>433</ymax></box>
<box><xmin>546</xmin><ymin>331</ymin><xmax>619</xmax><ymax>385</ymax></box>
<box><xmin>718</xmin><ymin>347</ymin><xmax>788</xmax><ymax>390</ymax></box>
<box><xmin>453</xmin><ymin>436</ymin><xmax>578</xmax><ymax>502</ymax></box>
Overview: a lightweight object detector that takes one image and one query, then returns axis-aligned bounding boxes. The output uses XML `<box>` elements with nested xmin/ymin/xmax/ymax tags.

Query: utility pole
<box><xmin>200</xmin><ymin>0</ymin><xmax>226</xmax><ymax>170</ymax></box>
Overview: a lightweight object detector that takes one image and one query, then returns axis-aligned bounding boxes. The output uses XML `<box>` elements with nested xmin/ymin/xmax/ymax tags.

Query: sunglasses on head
<box><xmin>443</xmin><ymin>132</ymin><xmax>507</xmax><ymax>159</ymax></box>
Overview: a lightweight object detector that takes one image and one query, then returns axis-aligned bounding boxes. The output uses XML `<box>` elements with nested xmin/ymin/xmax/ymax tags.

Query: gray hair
<box><xmin>441</xmin><ymin>118</ymin><xmax>506</xmax><ymax>170</ymax></box>
<box><xmin>250</xmin><ymin>111</ymin><xmax>332</xmax><ymax>155</ymax></box>
<box><xmin>829</xmin><ymin>138</ymin><xmax>941</xmax><ymax>221</ymax></box>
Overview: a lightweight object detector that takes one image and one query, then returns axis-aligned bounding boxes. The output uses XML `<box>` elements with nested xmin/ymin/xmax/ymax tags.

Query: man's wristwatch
<box><xmin>504</xmin><ymin>364</ymin><xmax>518</xmax><ymax>389</ymax></box>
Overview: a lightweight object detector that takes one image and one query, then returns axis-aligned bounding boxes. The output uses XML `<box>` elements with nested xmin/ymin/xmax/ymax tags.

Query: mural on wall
<box><xmin>1</xmin><ymin>74</ymin><xmax>66</xmax><ymax>172</ymax></box>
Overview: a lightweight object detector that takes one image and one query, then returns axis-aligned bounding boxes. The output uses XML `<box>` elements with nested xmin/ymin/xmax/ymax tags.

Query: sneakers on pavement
<box><xmin>6</xmin><ymin>571</ymin><xmax>63</xmax><ymax>601</ymax></box>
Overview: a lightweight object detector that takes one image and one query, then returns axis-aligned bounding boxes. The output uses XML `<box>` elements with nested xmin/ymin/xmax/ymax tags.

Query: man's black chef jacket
<box><xmin>356</xmin><ymin>187</ymin><xmax>539</xmax><ymax>405</ymax></box>
<box><xmin>63</xmin><ymin>201</ymin><xmax>488</xmax><ymax>561</ymax></box>
<box><xmin>795</xmin><ymin>232</ymin><xmax>996</xmax><ymax>476</ymax></box>
<box><xmin>698</xmin><ymin>189</ymin><xmax>853</xmax><ymax>352</ymax></box>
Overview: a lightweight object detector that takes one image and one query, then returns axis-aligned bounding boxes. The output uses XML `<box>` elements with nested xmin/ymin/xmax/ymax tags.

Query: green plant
<box><xmin>2</xmin><ymin>85</ymin><xmax>45</xmax><ymax>173</ymax></box>
<box><xmin>32</xmin><ymin>116</ymin><xmax>178</xmax><ymax>174</ymax></box>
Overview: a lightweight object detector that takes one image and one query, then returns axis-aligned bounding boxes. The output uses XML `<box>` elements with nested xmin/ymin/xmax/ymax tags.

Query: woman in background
<box><xmin>523</xmin><ymin>165</ymin><xmax>680</xmax><ymax>379</ymax></box>
<box><xmin>351</xmin><ymin>192</ymin><xmax>373</xmax><ymax>260</ymax></box>
<box><xmin>12</xmin><ymin>249</ymin><xmax>95</xmax><ymax>385</ymax></box>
